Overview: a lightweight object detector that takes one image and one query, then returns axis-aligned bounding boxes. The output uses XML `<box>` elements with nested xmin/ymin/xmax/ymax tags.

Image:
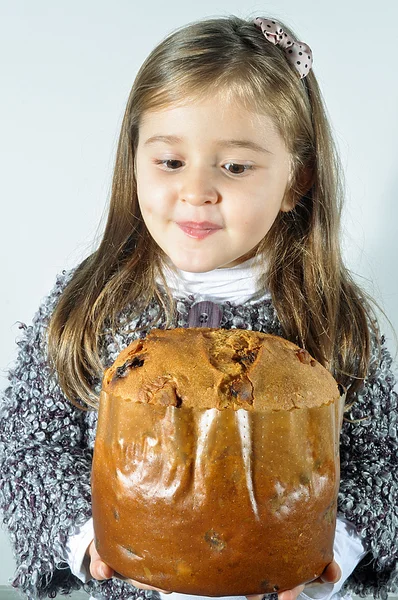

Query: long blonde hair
<box><xmin>48</xmin><ymin>15</ymin><xmax>389</xmax><ymax>410</ymax></box>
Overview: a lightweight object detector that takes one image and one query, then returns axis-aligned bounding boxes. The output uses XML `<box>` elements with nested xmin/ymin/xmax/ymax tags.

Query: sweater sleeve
<box><xmin>337</xmin><ymin>333</ymin><xmax>398</xmax><ymax>599</ymax></box>
<box><xmin>0</xmin><ymin>270</ymin><xmax>154</xmax><ymax>600</ymax></box>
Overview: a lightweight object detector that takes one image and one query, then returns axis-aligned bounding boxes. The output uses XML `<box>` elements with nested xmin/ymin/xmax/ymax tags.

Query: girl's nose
<box><xmin>180</xmin><ymin>171</ymin><xmax>219</xmax><ymax>205</ymax></box>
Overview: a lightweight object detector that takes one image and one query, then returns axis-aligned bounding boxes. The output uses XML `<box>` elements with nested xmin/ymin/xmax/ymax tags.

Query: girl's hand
<box><xmin>87</xmin><ymin>540</ymin><xmax>172</xmax><ymax>593</ymax></box>
<box><xmin>246</xmin><ymin>559</ymin><xmax>341</xmax><ymax>600</ymax></box>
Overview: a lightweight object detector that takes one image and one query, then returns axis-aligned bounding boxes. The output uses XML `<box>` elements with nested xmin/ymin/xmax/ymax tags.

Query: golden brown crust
<box><xmin>93</xmin><ymin>328</ymin><xmax>344</xmax><ymax>595</ymax></box>
<box><xmin>103</xmin><ymin>328</ymin><xmax>340</xmax><ymax>411</ymax></box>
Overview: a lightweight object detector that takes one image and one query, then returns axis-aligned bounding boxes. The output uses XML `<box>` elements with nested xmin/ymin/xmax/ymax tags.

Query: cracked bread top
<box><xmin>102</xmin><ymin>328</ymin><xmax>340</xmax><ymax>411</ymax></box>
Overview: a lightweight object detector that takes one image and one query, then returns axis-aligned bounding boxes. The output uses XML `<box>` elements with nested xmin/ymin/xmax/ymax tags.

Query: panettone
<box><xmin>91</xmin><ymin>328</ymin><xmax>344</xmax><ymax>596</ymax></box>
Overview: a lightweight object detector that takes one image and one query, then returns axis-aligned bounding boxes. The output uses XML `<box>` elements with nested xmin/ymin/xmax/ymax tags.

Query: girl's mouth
<box><xmin>177</xmin><ymin>224</ymin><xmax>220</xmax><ymax>239</ymax></box>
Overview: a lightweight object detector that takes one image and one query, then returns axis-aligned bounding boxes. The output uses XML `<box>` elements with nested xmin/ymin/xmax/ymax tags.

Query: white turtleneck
<box><xmin>155</xmin><ymin>254</ymin><xmax>270</xmax><ymax>305</ymax></box>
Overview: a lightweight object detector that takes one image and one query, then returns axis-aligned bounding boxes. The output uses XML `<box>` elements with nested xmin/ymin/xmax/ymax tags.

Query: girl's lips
<box><xmin>177</xmin><ymin>224</ymin><xmax>221</xmax><ymax>239</ymax></box>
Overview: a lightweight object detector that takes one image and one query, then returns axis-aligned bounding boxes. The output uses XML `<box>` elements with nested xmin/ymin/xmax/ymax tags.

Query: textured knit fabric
<box><xmin>0</xmin><ymin>268</ymin><xmax>397</xmax><ymax>600</ymax></box>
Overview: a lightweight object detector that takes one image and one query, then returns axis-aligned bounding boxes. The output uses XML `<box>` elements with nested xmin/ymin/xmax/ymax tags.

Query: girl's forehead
<box><xmin>142</xmin><ymin>90</ymin><xmax>265</xmax><ymax>113</ymax></box>
<box><xmin>137</xmin><ymin>98</ymin><xmax>290</xmax><ymax>158</ymax></box>
<box><xmin>139</xmin><ymin>94</ymin><xmax>280</xmax><ymax>136</ymax></box>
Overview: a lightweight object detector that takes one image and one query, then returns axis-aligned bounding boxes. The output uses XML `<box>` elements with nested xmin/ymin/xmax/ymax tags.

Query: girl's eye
<box><xmin>223</xmin><ymin>162</ymin><xmax>253</xmax><ymax>175</ymax></box>
<box><xmin>155</xmin><ymin>159</ymin><xmax>183</xmax><ymax>170</ymax></box>
<box><xmin>154</xmin><ymin>159</ymin><xmax>253</xmax><ymax>176</ymax></box>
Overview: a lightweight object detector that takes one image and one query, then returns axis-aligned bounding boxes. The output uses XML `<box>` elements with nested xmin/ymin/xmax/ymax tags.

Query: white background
<box><xmin>1</xmin><ymin>0</ymin><xmax>397</xmax><ymax>587</ymax></box>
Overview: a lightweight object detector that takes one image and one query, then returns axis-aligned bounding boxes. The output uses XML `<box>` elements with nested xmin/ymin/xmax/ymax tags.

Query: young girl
<box><xmin>1</xmin><ymin>13</ymin><xmax>397</xmax><ymax>600</ymax></box>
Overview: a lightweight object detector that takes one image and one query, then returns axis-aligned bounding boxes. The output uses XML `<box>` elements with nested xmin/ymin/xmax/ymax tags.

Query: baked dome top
<box><xmin>102</xmin><ymin>328</ymin><xmax>340</xmax><ymax>412</ymax></box>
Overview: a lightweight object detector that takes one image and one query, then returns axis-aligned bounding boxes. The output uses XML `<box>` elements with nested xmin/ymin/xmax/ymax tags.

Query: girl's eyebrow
<box><xmin>143</xmin><ymin>134</ymin><xmax>272</xmax><ymax>154</ymax></box>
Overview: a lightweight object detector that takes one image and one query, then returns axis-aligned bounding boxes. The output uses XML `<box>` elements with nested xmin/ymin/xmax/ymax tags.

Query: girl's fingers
<box><xmin>90</xmin><ymin>557</ymin><xmax>114</xmax><ymax>580</ymax></box>
<box><xmin>306</xmin><ymin>559</ymin><xmax>342</xmax><ymax>587</ymax></box>
<box><xmin>87</xmin><ymin>540</ymin><xmax>115</xmax><ymax>580</ymax></box>
<box><xmin>279</xmin><ymin>584</ymin><xmax>306</xmax><ymax>600</ymax></box>
<box><xmin>320</xmin><ymin>560</ymin><xmax>342</xmax><ymax>583</ymax></box>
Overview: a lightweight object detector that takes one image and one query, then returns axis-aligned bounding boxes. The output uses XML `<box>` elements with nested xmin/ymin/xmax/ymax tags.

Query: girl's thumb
<box><xmin>88</xmin><ymin>540</ymin><xmax>114</xmax><ymax>580</ymax></box>
<box><xmin>92</xmin><ymin>558</ymin><xmax>114</xmax><ymax>580</ymax></box>
<box><xmin>321</xmin><ymin>560</ymin><xmax>342</xmax><ymax>584</ymax></box>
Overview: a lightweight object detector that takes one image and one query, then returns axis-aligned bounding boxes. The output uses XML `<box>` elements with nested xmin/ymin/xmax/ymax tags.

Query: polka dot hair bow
<box><xmin>253</xmin><ymin>17</ymin><xmax>313</xmax><ymax>79</ymax></box>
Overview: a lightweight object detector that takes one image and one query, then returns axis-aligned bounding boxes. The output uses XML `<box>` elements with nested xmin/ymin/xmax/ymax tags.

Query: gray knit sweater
<box><xmin>0</xmin><ymin>269</ymin><xmax>397</xmax><ymax>600</ymax></box>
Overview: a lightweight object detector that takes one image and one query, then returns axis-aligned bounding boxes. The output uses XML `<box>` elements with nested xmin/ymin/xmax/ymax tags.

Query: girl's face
<box><xmin>135</xmin><ymin>93</ymin><xmax>293</xmax><ymax>272</ymax></box>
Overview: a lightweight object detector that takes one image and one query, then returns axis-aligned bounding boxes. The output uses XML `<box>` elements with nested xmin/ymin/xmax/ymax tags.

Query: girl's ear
<box><xmin>280</xmin><ymin>165</ymin><xmax>313</xmax><ymax>213</ymax></box>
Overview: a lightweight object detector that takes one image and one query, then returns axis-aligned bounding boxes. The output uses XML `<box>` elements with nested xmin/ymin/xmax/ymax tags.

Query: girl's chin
<box><xmin>167</xmin><ymin>255</ymin><xmax>240</xmax><ymax>273</ymax></box>
<box><xmin>166</xmin><ymin>253</ymin><xmax>219</xmax><ymax>273</ymax></box>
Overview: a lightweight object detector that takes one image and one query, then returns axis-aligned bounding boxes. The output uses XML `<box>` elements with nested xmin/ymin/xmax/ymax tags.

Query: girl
<box><xmin>1</xmin><ymin>13</ymin><xmax>397</xmax><ymax>600</ymax></box>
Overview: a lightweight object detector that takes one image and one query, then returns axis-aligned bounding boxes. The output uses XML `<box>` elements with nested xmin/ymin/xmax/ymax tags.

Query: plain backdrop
<box><xmin>1</xmin><ymin>0</ymin><xmax>397</xmax><ymax>587</ymax></box>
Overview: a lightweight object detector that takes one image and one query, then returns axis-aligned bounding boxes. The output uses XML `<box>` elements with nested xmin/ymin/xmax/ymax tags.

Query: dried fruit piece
<box><xmin>296</xmin><ymin>349</ymin><xmax>312</xmax><ymax>365</ymax></box>
<box><xmin>115</xmin><ymin>355</ymin><xmax>145</xmax><ymax>379</ymax></box>
<box><xmin>204</xmin><ymin>530</ymin><xmax>226</xmax><ymax>552</ymax></box>
<box><xmin>140</xmin><ymin>375</ymin><xmax>183</xmax><ymax>407</ymax></box>
<box><xmin>230</xmin><ymin>377</ymin><xmax>253</xmax><ymax>405</ymax></box>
